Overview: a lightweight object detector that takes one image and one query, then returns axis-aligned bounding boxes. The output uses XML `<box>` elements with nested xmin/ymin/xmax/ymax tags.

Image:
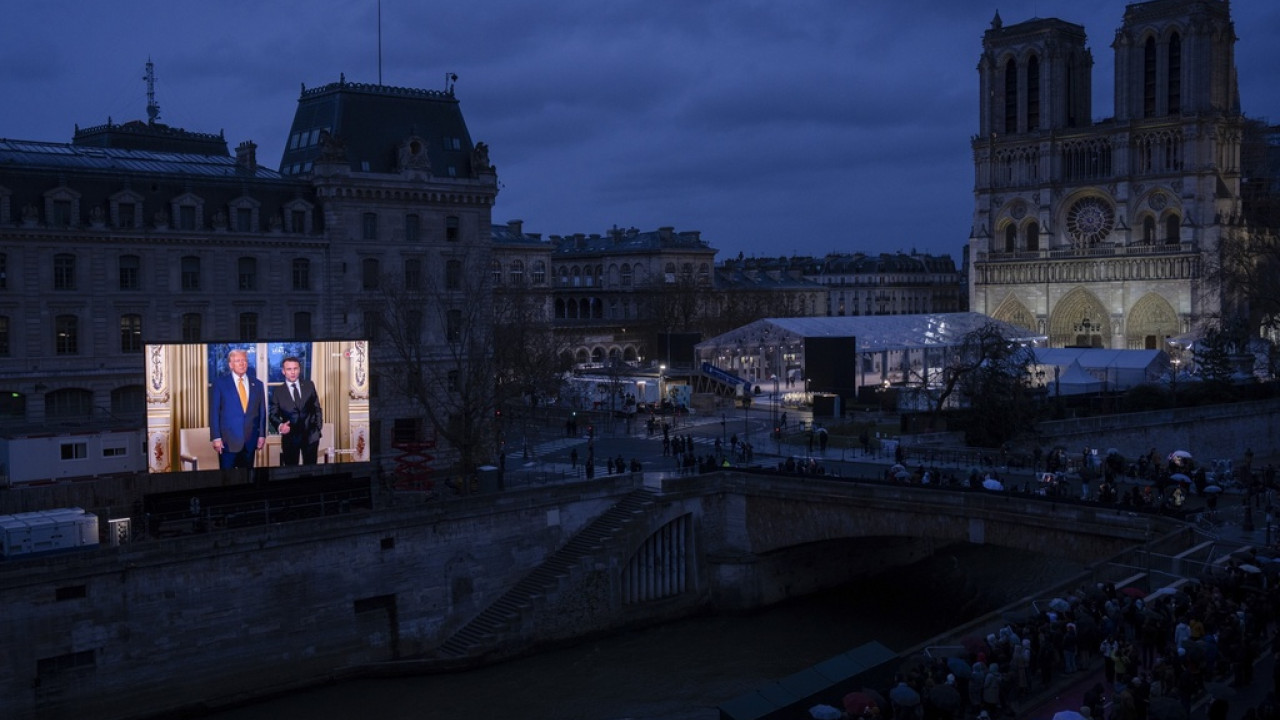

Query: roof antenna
<box><xmin>446</xmin><ymin>72</ymin><xmax>458</xmax><ymax>95</ymax></box>
<box><xmin>143</xmin><ymin>57</ymin><xmax>161</xmax><ymax>124</ymax></box>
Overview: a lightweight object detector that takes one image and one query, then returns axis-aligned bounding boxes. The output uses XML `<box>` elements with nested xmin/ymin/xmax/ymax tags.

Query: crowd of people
<box><xmin>831</xmin><ymin>555</ymin><xmax>1279</xmax><ymax>719</ymax></box>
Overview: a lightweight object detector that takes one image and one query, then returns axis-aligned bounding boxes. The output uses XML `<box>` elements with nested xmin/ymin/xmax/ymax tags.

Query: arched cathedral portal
<box><xmin>1049</xmin><ymin>289</ymin><xmax>1112</xmax><ymax>348</ymax></box>
<box><xmin>1125</xmin><ymin>294</ymin><xmax>1180</xmax><ymax>350</ymax></box>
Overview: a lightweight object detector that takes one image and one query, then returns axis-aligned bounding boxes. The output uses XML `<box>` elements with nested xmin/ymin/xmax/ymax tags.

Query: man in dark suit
<box><xmin>209</xmin><ymin>348</ymin><xmax>267</xmax><ymax>469</ymax></box>
<box><xmin>269</xmin><ymin>356</ymin><xmax>323</xmax><ymax>465</ymax></box>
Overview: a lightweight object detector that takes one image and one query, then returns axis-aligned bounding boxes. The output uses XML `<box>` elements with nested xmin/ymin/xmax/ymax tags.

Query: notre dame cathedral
<box><xmin>968</xmin><ymin>0</ymin><xmax>1274</xmax><ymax>349</ymax></box>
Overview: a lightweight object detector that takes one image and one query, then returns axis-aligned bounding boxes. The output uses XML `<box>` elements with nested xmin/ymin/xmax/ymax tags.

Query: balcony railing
<box><xmin>975</xmin><ymin>242</ymin><xmax>1197</xmax><ymax>262</ymax></box>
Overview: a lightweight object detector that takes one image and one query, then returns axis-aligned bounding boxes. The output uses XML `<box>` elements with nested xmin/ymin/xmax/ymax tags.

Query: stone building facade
<box><xmin>969</xmin><ymin>0</ymin><xmax>1262</xmax><ymax>349</ymax></box>
<box><xmin>0</xmin><ymin>77</ymin><xmax>497</xmax><ymax>467</ymax></box>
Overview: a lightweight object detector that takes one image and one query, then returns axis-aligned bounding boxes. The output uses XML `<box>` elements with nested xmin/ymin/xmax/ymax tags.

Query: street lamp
<box><xmin>658</xmin><ymin>364</ymin><xmax>666</xmax><ymax>410</ymax></box>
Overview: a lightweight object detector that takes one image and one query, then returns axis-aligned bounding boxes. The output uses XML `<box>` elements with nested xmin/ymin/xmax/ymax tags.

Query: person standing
<box><xmin>269</xmin><ymin>356</ymin><xmax>323</xmax><ymax>466</ymax></box>
<box><xmin>210</xmin><ymin>348</ymin><xmax>267</xmax><ymax>470</ymax></box>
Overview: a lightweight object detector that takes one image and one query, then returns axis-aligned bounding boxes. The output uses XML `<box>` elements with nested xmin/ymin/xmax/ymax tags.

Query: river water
<box><xmin>207</xmin><ymin>543</ymin><xmax>1084</xmax><ymax>720</ymax></box>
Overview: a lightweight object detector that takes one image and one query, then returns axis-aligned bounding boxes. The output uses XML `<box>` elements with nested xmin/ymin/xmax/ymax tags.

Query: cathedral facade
<box><xmin>969</xmin><ymin>0</ymin><xmax>1251</xmax><ymax>349</ymax></box>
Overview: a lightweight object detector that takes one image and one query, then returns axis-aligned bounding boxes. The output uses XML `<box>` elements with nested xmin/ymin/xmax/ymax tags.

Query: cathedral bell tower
<box><xmin>970</xmin><ymin>0</ymin><xmax>1245</xmax><ymax>350</ymax></box>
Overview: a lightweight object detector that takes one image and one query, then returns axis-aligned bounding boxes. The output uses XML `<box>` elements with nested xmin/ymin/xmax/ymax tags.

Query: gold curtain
<box><xmin>167</xmin><ymin>343</ymin><xmax>210</xmax><ymax>466</ymax></box>
<box><xmin>311</xmin><ymin>341</ymin><xmax>349</xmax><ymax>457</ymax></box>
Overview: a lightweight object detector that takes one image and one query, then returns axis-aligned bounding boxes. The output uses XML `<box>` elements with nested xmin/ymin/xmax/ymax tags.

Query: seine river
<box><xmin>207</xmin><ymin>543</ymin><xmax>1083</xmax><ymax>720</ymax></box>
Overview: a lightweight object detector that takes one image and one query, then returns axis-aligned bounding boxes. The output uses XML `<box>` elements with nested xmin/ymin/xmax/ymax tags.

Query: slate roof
<box><xmin>0</xmin><ymin>139</ymin><xmax>284</xmax><ymax>181</ymax></box>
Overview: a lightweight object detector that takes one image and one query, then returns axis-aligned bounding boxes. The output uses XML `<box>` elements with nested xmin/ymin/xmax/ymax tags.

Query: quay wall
<box><xmin>1</xmin><ymin>473</ymin><xmax>1179</xmax><ymax>720</ymax></box>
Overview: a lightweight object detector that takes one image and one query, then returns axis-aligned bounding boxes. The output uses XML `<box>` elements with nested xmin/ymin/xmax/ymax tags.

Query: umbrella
<box><xmin>889</xmin><ymin>682</ymin><xmax>921</xmax><ymax>708</ymax></box>
<box><xmin>1053</xmin><ymin>712</ymin><xmax>1088</xmax><ymax>720</ymax></box>
<box><xmin>843</xmin><ymin>692</ymin><xmax>876</xmax><ymax>715</ymax></box>
<box><xmin>1203</xmin><ymin>485</ymin><xmax>1223</xmax><ymax>493</ymax></box>
<box><xmin>1147</xmin><ymin>695</ymin><xmax>1188</xmax><ymax>720</ymax></box>
<box><xmin>895</xmin><ymin>470</ymin><xmax>911</xmax><ymax>479</ymax></box>
<box><xmin>983</xmin><ymin>478</ymin><xmax>1004</xmax><ymax>491</ymax></box>
<box><xmin>1119</xmin><ymin>586</ymin><xmax>1147</xmax><ymax>599</ymax></box>
<box><xmin>1170</xmin><ymin>450</ymin><xmax>1193</xmax><ymax>460</ymax></box>
<box><xmin>859</xmin><ymin>688</ymin><xmax>887</xmax><ymax>712</ymax></box>
<box><xmin>1049</xmin><ymin>597</ymin><xmax>1071</xmax><ymax>613</ymax></box>
<box><xmin>1239</xmin><ymin>563</ymin><xmax>1262</xmax><ymax>574</ymax></box>
<box><xmin>809</xmin><ymin>704</ymin><xmax>842</xmax><ymax>720</ymax></box>
<box><xmin>890</xmin><ymin>463</ymin><xmax>906</xmax><ymax>473</ymax></box>
<box><xmin>947</xmin><ymin>656</ymin><xmax>973</xmax><ymax>678</ymax></box>
<box><xmin>1170</xmin><ymin>473</ymin><xmax>1191</xmax><ymax>483</ymax></box>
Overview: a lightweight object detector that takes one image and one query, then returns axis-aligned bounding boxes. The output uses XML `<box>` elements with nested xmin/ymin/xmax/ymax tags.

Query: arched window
<box><xmin>490</xmin><ymin>260</ymin><xmax>502</xmax><ymax>285</ymax></box>
<box><xmin>1143</xmin><ymin>37</ymin><xmax>1157</xmax><ymax>118</ymax></box>
<box><xmin>1024</xmin><ymin>221</ymin><xmax>1039</xmax><ymax>252</ymax></box>
<box><xmin>1004</xmin><ymin>224</ymin><xmax>1017</xmax><ymax>253</ymax></box>
<box><xmin>1143</xmin><ymin>216</ymin><xmax>1157</xmax><ymax>243</ymax></box>
<box><xmin>532</xmin><ymin>261</ymin><xmax>546</xmax><ymax>285</ymax></box>
<box><xmin>620</xmin><ymin>264</ymin><xmax>633</xmax><ymax>287</ymax></box>
<box><xmin>1167</xmin><ymin>33</ymin><xmax>1182</xmax><ymax>115</ymax></box>
<box><xmin>1027</xmin><ymin>55</ymin><xmax>1040</xmax><ymax>130</ymax></box>
<box><xmin>1004</xmin><ymin>57</ymin><xmax>1018</xmax><ymax>134</ymax></box>
<box><xmin>1164</xmin><ymin>215</ymin><xmax>1180</xmax><ymax>244</ymax></box>
<box><xmin>509</xmin><ymin>261</ymin><xmax>524</xmax><ymax>285</ymax></box>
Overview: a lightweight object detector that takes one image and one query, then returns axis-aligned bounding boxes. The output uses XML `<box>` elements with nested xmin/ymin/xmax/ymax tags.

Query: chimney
<box><xmin>236</xmin><ymin>141</ymin><xmax>258</xmax><ymax>172</ymax></box>
<box><xmin>507</xmin><ymin>219</ymin><xmax>523</xmax><ymax>236</ymax></box>
<box><xmin>659</xmin><ymin>226</ymin><xmax>673</xmax><ymax>242</ymax></box>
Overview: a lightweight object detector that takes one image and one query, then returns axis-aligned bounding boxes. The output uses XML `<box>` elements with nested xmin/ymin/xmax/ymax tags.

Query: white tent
<box><xmin>1031</xmin><ymin>348</ymin><xmax>1168</xmax><ymax>393</ymax></box>
<box><xmin>1052</xmin><ymin>359</ymin><xmax>1105</xmax><ymax>396</ymax></box>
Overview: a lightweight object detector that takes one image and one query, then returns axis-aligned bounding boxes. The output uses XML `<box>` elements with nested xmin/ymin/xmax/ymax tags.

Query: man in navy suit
<box><xmin>269</xmin><ymin>356</ymin><xmax>323</xmax><ymax>465</ymax></box>
<box><xmin>209</xmin><ymin>348</ymin><xmax>267</xmax><ymax>469</ymax></box>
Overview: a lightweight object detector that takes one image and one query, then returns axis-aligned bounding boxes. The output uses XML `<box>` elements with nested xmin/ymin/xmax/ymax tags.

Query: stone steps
<box><xmin>434</xmin><ymin>489</ymin><xmax>656</xmax><ymax>659</ymax></box>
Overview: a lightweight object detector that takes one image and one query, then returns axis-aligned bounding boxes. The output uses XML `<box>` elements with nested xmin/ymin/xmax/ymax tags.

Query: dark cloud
<box><xmin>2</xmin><ymin>0</ymin><xmax>1277</xmax><ymax>261</ymax></box>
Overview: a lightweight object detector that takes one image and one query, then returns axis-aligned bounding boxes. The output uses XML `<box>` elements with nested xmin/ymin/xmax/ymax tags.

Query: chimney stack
<box><xmin>236</xmin><ymin>141</ymin><xmax>258</xmax><ymax>172</ymax></box>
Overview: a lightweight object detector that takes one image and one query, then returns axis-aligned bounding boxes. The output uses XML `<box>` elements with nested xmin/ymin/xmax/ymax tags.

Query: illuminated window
<box><xmin>119</xmin><ymin>314</ymin><xmax>142</xmax><ymax>353</ymax></box>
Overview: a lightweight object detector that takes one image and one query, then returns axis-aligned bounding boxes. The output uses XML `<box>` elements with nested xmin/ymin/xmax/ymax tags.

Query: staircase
<box><xmin>434</xmin><ymin>489</ymin><xmax>658</xmax><ymax>660</ymax></box>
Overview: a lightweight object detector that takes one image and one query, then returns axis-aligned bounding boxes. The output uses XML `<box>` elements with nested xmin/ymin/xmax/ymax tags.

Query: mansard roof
<box><xmin>279</xmin><ymin>77</ymin><xmax>478</xmax><ymax>176</ymax></box>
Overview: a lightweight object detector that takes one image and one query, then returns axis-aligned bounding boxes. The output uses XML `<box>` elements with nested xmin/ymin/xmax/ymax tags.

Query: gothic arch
<box><xmin>1125</xmin><ymin>293</ymin><xmax>1180</xmax><ymax>350</ymax></box>
<box><xmin>991</xmin><ymin>294</ymin><xmax>1037</xmax><ymax>333</ymax></box>
<box><xmin>1049</xmin><ymin>288</ymin><xmax>1112</xmax><ymax>348</ymax></box>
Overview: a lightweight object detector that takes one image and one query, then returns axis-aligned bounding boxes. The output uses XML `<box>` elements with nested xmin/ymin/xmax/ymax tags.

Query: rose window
<box><xmin>1066</xmin><ymin>197</ymin><xmax>1115</xmax><ymax>247</ymax></box>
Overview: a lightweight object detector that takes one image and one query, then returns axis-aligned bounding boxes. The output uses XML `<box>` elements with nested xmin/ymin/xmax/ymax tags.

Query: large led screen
<box><xmin>142</xmin><ymin>340</ymin><xmax>371</xmax><ymax>474</ymax></box>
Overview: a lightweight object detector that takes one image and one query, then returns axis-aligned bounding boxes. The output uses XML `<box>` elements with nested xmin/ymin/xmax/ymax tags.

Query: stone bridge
<box><xmin>2</xmin><ymin>471</ymin><xmax>1195</xmax><ymax>720</ymax></box>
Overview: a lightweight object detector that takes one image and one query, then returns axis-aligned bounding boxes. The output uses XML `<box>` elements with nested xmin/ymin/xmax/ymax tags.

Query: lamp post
<box><xmin>658</xmin><ymin>364</ymin><xmax>666</xmax><ymax>410</ymax></box>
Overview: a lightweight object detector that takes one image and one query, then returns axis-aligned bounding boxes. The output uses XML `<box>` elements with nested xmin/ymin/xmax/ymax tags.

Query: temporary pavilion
<box><xmin>1028</xmin><ymin>348</ymin><xmax>1169</xmax><ymax>396</ymax></box>
<box><xmin>693</xmin><ymin>312</ymin><xmax>1043</xmax><ymax>398</ymax></box>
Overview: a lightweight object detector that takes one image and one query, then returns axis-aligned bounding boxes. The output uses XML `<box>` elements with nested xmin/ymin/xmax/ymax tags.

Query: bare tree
<box><xmin>491</xmin><ymin>281</ymin><xmax>576</xmax><ymax>451</ymax></box>
<box><xmin>914</xmin><ymin>322</ymin><xmax>1038</xmax><ymax>442</ymax></box>
<box><xmin>372</xmin><ymin>247</ymin><xmax>497</xmax><ymax>490</ymax></box>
